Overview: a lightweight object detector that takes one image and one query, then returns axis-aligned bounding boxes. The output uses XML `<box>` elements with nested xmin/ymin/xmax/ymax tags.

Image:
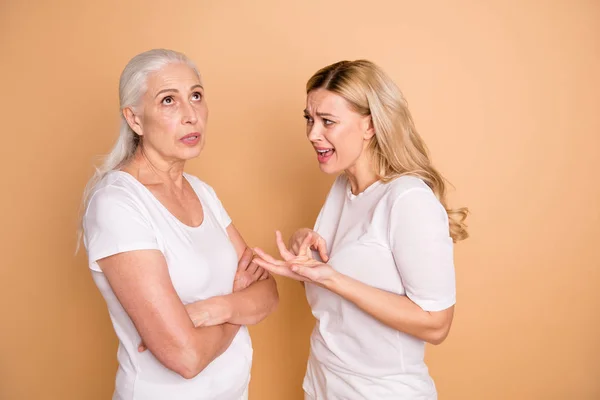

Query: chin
<box><xmin>180</xmin><ymin>144</ymin><xmax>204</xmax><ymax>161</ymax></box>
<box><xmin>318</xmin><ymin>162</ymin><xmax>342</xmax><ymax>175</ymax></box>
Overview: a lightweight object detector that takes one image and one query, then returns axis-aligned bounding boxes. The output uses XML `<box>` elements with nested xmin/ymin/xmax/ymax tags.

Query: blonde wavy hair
<box><xmin>307</xmin><ymin>60</ymin><xmax>468</xmax><ymax>242</ymax></box>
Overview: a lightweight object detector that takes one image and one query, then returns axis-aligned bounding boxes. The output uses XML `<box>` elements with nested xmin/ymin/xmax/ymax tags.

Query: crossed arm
<box><xmin>98</xmin><ymin>224</ymin><xmax>278</xmax><ymax>379</ymax></box>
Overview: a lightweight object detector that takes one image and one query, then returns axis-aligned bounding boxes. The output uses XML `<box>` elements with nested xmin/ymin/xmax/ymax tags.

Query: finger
<box><xmin>298</xmin><ymin>232</ymin><xmax>313</xmax><ymax>257</ymax></box>
<box><xmin>275</xmin><ymin>231</ymin><xmax>297</xmax><ymax>261</ymax></box>
<box><xmin>237</xmin><ymin>247</ymin><xmax>254</xmax><ymax>271</ymax></box>
<box><xmin>246</xmin><ymin>260</ymin><xmax>260</xmax><ymax>275</ymax></box>
<box><xmin>316</xmin><ymin>237</ymin><xmax>329</xmax><ymax>262</ymax></box>
<box><xmin>290</xmin><ymin>243</ymin><xmax>300</xmax><ymax>256</ymax></box>
<box><xmin>253</xmin><ymin>247</ymin><xmax>284</xmax><ymax>265</ymax></box>
<box><xmin>250</xmin><ymin>264</ymin><xmax>264</xmax><ymax>280</ymax></box>
<box><xmin>254</xmin><ymin>257</ymin><xmax>298</xmax><ymax>279</ymax></box>
<box><xmin>233</xmin><ymin>272</ymin><xmax>252</xmax><ymax>290</ymax></box>
<box><xmin>138</xmin><ymin>343</ymin><xmax>147</xmax><ymax>352</ymax></box>
<box><xmin>258</xmin><ymin>268</ymin><xmax>270</xmax><ymax>280</ymax></box>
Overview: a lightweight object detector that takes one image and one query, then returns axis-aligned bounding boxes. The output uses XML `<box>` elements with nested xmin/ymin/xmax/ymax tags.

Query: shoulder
<box><xmin>383</xmin><ymin>175</ymin><xmax>447</xmax><ymax>219</ymax></box>
<box><xmin>183</xmin><ymin>174</ymin><xmax>227</xmax><ymax>214</ymax></box>
<box><xmin>386</xmin><ymin>175</ymin><xmax>431</xmax><ymax>197</ymax></box>
<box><xmin>184</xmin><ymin>173</ymin><xmax>218</xmax><ymax>197</ymax></box>
<box><xmin>84</xmin><ymin>171</ymin><xmax>150</xmax><ymax>224</ymax></box>
<box><xmin>87</xmin><ymin>171</ymin><xmax>142</xmax><ymax>209</ymax></box>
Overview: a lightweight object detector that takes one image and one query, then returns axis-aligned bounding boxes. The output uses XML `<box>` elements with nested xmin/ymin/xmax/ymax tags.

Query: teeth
<box><xmin>317</xmin><ymin>149</ymin><xmax>332</xmax><ymax>154</ymax></box>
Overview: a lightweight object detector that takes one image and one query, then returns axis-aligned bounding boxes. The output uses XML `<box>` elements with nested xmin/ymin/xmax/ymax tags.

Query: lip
<box><xmin>180</xmin><ymin>132</ymin><xmax>201</xmax><ymax>146</ymax></box>
<box><xmin>181</xmin><ymin>132</ymin><xmax>201</xmax><ymax>140</ymax></box>
<box><xmin>314</xmin><ymin>146</ymin><xmax>335</xmax><ymax>164</ymax></box>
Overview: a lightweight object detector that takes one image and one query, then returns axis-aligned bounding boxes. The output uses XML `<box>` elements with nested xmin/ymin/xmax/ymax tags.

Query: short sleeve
<box><xmin>83</xmin><ymin>186</ymin><xmax>160</xmax><ymax>271</ymax></box>
<box><xmin>202</xmin><ymin>183</ymin><xmax>232</xmax><ymax>229</ymax></box>
<box><xmin>389</xmin><ymin>188</ymin><xmax>456</xmax><ymax>312</ymax></box>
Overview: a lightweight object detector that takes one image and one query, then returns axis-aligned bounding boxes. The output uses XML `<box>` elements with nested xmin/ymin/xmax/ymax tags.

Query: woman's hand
<box><xmin>138</xmin><ymin>248</ymin><xmax>267</xmax><ymax>353</ymax></box>
<box><xmin>137</xmin><ymin>296</ymin><xmax>232</xmax><ymax>352</ymax></box>
<box><xmin>289</xmin><ymin>228</ymin><xmax>329</xmax><ymax>262</ymax></box>
<box><xmin>184</xmin><ymin>297</ymin><xmax>232</xmax><ymax>327</ymax></box>
<box><xmin>253</xmin><ymin>231</ymin><xmax>338</xmax><ymax>286</ymax></box>
<box><xmin>233</xmin><ymin>247</ymin><xmax>268</xmax><ymax>292</ymax></box>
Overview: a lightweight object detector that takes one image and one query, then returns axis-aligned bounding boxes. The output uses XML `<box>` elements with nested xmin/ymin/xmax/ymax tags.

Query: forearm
<box><xmin>177</xmin><ymin>323</ymin><xmax>240</xmax><ymax>378</ymax></box>
<box><xmin>194</xmin><ymin>323</ymin><xmax>240</xmax><ymax>364</ymax></box>
<box><xmin>228</xmin><ymin>275</ymin><xmax>278</xmax><ymax>324</ymax></box>
<box><xmin>324</xmin><ymin>273</ymin><xmax>452</xmax><ymax>344</ymax></box>
<box><xmin>191</xmin><ymin>276</ymin><xmax>278</xmax><ymax>325</ymax></box>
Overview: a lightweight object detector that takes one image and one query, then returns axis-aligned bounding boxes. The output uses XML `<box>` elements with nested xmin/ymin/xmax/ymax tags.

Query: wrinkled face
<box><xmin>304</xmin><ymin>88</ymin><xmax>374</xmax><ymax>174</ymax></box>
<box><xmin>125</xmin><ymin>62</ymin><xmax>208</xmax><ymax>162</ymax></box>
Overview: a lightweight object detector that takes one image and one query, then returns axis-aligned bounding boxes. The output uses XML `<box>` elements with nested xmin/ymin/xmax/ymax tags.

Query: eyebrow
<box><xmin>303</xmin><ymin>109</ymin><xmax>337</xmax><ymax>118</ymax></box>
<box><xmin>155</xmin><ymin>84</ymin><xmax>203</xmax><ymax>98</ymax></box>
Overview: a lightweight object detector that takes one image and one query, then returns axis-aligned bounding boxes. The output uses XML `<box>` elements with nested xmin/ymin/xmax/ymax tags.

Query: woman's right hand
<box><xmin>233</xmin><ymin>247</ymin><xmax>268</xmax><ymax>292</ymax></box>
<box><xmin>289</xmin><ymin>228</ymin><xmax>329</xmax><ymax>262</ymax></box>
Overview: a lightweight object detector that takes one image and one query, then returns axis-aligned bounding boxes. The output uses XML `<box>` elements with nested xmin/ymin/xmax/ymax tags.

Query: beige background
<box><xmin>1</xmin><ymin>1</ymin><xmax>599</xmax><ymax>399</ymax></box>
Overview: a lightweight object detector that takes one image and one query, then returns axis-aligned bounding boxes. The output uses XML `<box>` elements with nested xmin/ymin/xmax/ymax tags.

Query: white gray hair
<box><xmin>77</xmin><ymin>49</ymin><xmax>200</xmax><ymax>250</ymax></box>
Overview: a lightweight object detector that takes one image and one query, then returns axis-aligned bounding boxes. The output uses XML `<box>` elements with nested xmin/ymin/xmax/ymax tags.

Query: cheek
<box><xmin>196</xmin><ymin>103</ymin><xmax>209</xmax><ymax>124</ymax></box>
<box><xmin>142</xmin><ymin>110</ymin><xmax>179</xmax><ymax>141</ymax></box>
<box><xmin>329</xmin><ymin>127</ymin><xmax>364</xmax><ymax>160</ymax></box>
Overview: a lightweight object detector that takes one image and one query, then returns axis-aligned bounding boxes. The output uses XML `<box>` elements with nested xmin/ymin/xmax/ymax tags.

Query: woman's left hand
<box><xmin>253</xmin><ymin>231</ymin><xmax>338</xmax><ymax>286</ymax></box>
<box><xmin>184</xmin><ymin>297</ymin><xmax>232</xmax><ymax>328</ymax></box>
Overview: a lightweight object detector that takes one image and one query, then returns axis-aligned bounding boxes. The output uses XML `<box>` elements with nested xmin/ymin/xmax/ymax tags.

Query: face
<box><xmin>304</xmin><ymin>89</ymin><xmax>374</xmax><ymax>174</ymax></box>
<box><xmin>124</xmin><ymin>62</ymin><xmax>208</xmax><ymax>163</ymax></box>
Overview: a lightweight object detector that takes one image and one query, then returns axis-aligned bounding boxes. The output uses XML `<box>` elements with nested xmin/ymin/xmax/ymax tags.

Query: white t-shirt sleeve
<box><xmin>84</xmin><ymin>186</ymin><xmax>160</xmax><ymax>271</ymax></box>
<box><xmin>389</xmin><ymin>188</ymin><xmax>456</xmax><ymax>312</ymax></box>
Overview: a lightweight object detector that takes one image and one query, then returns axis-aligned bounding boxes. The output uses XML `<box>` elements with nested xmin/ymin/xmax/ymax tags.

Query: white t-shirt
<box><xmin>303</xmin><ymin>174</ymin><xmax>456</xmax><ymax>400</ymax></box>
<box><xmin>83</xmin><ymin>171</ymin><xmax>252</xmax><ymax>400</ymax></box>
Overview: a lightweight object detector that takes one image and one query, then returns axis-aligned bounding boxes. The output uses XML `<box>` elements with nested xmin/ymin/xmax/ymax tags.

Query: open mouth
<box><xmin>316</xmin><ymin>147</ymin><xmax>335</xmax><ymax>163</ymax></box>
<box><xmin>317</xmin><ymin>148</ymin><xmax>334</xmax><ymax>156</ymax></box>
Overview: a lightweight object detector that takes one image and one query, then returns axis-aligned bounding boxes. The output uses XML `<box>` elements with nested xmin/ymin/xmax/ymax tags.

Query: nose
<box><xmin>182</xmin><ymin>101</ymin><xmax>198</xmax><ymax>125</ymax></box>
<box><xmin>307</xmin><ymin>123</ymin><xmax>323</xmax><ymax>143</ymax></box>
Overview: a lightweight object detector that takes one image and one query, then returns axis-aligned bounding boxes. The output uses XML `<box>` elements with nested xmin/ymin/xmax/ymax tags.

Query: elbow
<box><xmin>247</xmin><ymin>291</ymin><xmax>279</xmax><ymax>326</ymax></box>
<box><xmin>269</xmin><ymin>285</ymin><xmax>280</xmax><ymax>314</ymax></box>
<box><xmin>264</xmin><ymin>279</ymin><xmax>280</xmax><ymax>318</ymax></box>
<box><xmin>175</xmin><ymin>349</ymin><xmax>210</xmax><ymax>379</ymax></box>
<box><xmin>425</xmin><ymin>325</ymin><xmax>451</xmax><ymax>345</ymax></box>
<box><xmin>160</xmin><ymin>343</ymin><xmax>209</xmax><ymax>379</ymax></box>
<box><xmin>178</xmin><ymin>363</ymin><xmax>205</xmax><ymax>380</ymax></box>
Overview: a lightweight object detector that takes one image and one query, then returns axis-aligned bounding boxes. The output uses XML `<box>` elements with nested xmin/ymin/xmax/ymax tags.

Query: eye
<box><xmin>303</xmin><ymin>115</ymin><xmax>314</xmax><ymax>124</ymax></box>
<box><xmin>191</xmin><ymin>91</ymin><xmax>202</xmax><ymax>101</ymax></box>
<box><xmin>161</xmin><ymin>96</ymin><xmax>174</xmax><ymax>105</ymax></box>
<box><xmin>323</xmin><ymin>118</ymin><xmax>334</xmax><ymax>126</ymax></box>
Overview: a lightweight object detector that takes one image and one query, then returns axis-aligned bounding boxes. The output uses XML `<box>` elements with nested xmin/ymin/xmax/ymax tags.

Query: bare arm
<box><xmin>185</xmin><ymin>224</ymin><xmax>279</xmax><ymax>327</ymax></box>
<box><xmin>255</xmin><ymin>226</ymin><xmax>454</xmax><ymax>345</ymax></box>
<box><xmin>320</xmin><ymin>273</ymin><xmax>454</xmax><ymax>345</ymax></box>
<box><xmin>98</xmin><ymin>250</ymin><xmax>240</xmax><ymax>379</ymax></box>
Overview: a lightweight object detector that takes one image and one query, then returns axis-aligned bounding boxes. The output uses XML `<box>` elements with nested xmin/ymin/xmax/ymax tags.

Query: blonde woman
<box><xmin>80</xmin><ymin>49</ymin><xmax>278</xmax><ymax>399</ymax></box>
<box><xmin>254</xmin><ymin>60</ymin><xmax>468</xmax><ymax>399</ymax></box>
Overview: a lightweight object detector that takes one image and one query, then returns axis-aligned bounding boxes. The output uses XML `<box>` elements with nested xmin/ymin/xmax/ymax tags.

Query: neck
<box><xmin>345</xmin><ymin>152</ymin><xmax>378</xmax><ymax>195</ymax></box>
<box><xmin>125</xmin><ymin>145</ymin><xmax>186</xmax><ymax>189</ymax></box>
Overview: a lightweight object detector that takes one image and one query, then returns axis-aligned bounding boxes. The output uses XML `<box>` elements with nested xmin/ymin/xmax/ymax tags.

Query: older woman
<box><xmin>80</xmin><ymin>49</ymin><xmax>278</xmax><ymax>400</ymax></box>
<box><xmin>254</xmin><ymin>60</ymin><xmax>468</xmax><ymax>399</ymax></box>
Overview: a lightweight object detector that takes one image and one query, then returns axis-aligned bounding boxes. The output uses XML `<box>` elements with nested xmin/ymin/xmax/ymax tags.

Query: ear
<box><xmin>123</xmin><ymin>107</ymin><xmax>143</xmax><ymax>136</ymax></box>
<box><xmin>363</xmin><ymin>116</ymin><xmax>375</xmax><ymax>140</ymax></box>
